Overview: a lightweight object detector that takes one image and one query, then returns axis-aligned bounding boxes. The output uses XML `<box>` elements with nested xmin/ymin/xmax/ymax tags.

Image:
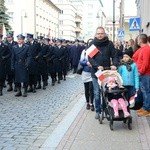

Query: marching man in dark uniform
<box><xmin>0</xmin><ymin>34</ymin><xmax>10</xmax><ymax>96</ymax></box>
<box><xmin>36</xmin><ymin>36</ymin><xmax>49</xmax><ymax>90</ymax></box>
<box><xmin>26</xmin><ymin>33</ymin><xmax>41</xmax><ymax>93</ymax></box>
<box><xmin>5</xmin><ymin>33</ymin><xmax>17</xmax><ymax>92</ymax></box>
<box><xmin>44</xmin><ymin>38</ymin><xmax>56</xmax><ymax>86</ymax></box>
<box><xmin>53</xmin><ymin>39</ymin><xmax>67</xmax><ymax>83</ymax></box>
<box><xmin>11</xmin><ymin>34</ymin><xmax>31</xmax><ymax>97</ymax></box>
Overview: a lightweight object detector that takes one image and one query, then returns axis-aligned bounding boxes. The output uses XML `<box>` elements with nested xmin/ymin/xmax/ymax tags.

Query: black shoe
<box><xmin>7</xmin><ymin>85</ymin><xmax>13</xmax><ymax>92</ymax></box>
<box><xmin>58</xmin><ymin>80</ymin><xmax>60</xmax><ymax>84</ymax></box>
<box><xmin>15</xmin><ymin>91</ymin><xmax>22</xmax><ymax>97</ymax></box>
<box><xmin>28</xmin><ymin>87</ymin><xmax>33</xmax><ymax>92</ymax></box>
<box><xmin>22</xmin><ymin>93</ymin><xmax>27</xmax><ymax>97</ymax></box>
<box><xmin>14</xmin><ymin>86</ymin><xmax>17</xmax><ymax>92</ymax></box>
<box><xmin>86</xmin><ymin>104</ymin><xmax>90</xmax><ymax>110</ymax></box>
<box><xmin>64</xmin><ymin>77</ymin><xmax>66</xmax><ymax>81</ymax></box>
<box><xmin>0</xmin><ymin>91</ymin><xmax>3</xmax><ymax>96</ymax></box>
<box><xmin>36</xmin><ymin>84</ymin><xmax>41</xmax><ymax>89</ymax></box>
<box><xmin>90</xmin><ymin>105</ymin><xmax>95</xmax><ymax>111</ymax></box>
<box><xmin>22</xmin><ymin>88</ymin><xmax>27</xmax><ymax>97</ymax></box>
<box><xmin>43</xmin><ymin>85</ymin><xmax>46</xmax><ymax>90</ymax></box>
<box><xmin>32</xmin><ymin>87</ymin><xmax>36</xmax><ymax>93</ymax></box>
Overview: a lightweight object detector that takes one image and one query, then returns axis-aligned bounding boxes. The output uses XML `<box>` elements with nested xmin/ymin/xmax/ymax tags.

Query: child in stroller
<box><xmin>105</xmin><ymin>76</ymin><xmax>130</xmax><ymax>118</ymax></box>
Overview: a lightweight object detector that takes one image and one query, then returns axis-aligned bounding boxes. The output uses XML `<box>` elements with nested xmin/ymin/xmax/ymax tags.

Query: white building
<box><xmin>5</xmin><ymin>0</ymin><xmax>60</xmax><ymax>38</ymax></box>
<box><xmin>82</xmin><ymin>0</ymin><xmax>106</xmax><ymax>42</ymax></box>
<box><xmin>52</xmin><ymin>0</ymin><xmax>83</xmax><ymax>40</ymax></box>
<box><xmin>135</xmin><ymin>0</ymin><xmax>150</xmax><ymax>35</ymax></box>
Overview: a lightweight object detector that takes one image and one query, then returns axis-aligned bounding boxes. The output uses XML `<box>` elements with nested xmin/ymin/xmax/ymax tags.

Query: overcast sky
<box><xmin>102</xmin><ymin>0</ymin><xmax>137</xmax><ymax>17</ymax></box>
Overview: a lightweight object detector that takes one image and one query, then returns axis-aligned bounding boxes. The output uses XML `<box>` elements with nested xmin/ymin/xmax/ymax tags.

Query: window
<box><xmin>6</xmin><ymin>0</ymin><xmax>13</xmax><ymax>4</ymax></box>
<box><xmin>88</xmin><ymin>4</ymin><xmax>93</xmax><ymax>9</ymax></box>
<box><xmin>60</xmin><ymin>10</ymin><xmax>64</xmax><ymax>14</ymax></box>
<box><xmin>59</xmin><ymin>20</ymin><xmax>63</xmax><ymax>25</ymax></box>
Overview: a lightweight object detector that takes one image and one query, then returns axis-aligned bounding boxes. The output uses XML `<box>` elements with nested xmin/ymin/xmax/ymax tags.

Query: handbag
<box><xmin>77</xmin><ymin>64</ymin><xmax>83</xmax><ymax>74</ymax></box>
<box><xmin>77</xmin><ymin>51</ymin><xmax>86</xmax><ymax>75</ymax></box>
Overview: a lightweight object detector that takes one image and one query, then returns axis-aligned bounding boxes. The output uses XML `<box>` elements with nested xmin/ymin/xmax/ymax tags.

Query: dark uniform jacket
<box><xmin>47</xmin><ymin>45</ymin><xmax>55</xmax><ymax>73</ymax></box>
<box><xmin>88</xmin><ymin>37</ymin><xmax>119</xmax><ymax>78</ymax></box>
<box><xmin>11</xmin><ymin>44</ymin><xmax>31</xmax><ymax>83</ymax></box>
<box><xmin>38</xmin><ymin>43</ymin><xmax>49</xmax><ymax>75</ymax></box>
<box><xmin>53</xmin><ymin>45</ymin><xmax>66</xmax><ymax>72</ymax></box>
<box><xmin>5</xmin><ymin>40</ymin><xmax>18</xmax><ymax>75</ymax></box>
<box><xmin>70</xmin><ymin>44</ymin><xmax>82</xmax><ymax>67</ymax></box>
<box><xmin>26</xmin><ymin>41</ymin><xmax>41</xmax><ymax>75</ymax></box>
<box><xmin>0</xmin><ymin>43</ymin><xmax>10</xmax><ymax>80</ymax></box>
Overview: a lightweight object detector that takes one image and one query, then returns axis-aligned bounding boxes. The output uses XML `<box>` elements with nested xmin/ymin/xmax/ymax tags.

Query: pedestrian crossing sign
<box><xmin>118</xmin><ymin>30</ymin><xmax>124</xmax><ymax>37</ymax></box>
<box><xmin>129</xmin><ymin>17</ymin><xmax>141</xmax><ymax>31</ymax></box>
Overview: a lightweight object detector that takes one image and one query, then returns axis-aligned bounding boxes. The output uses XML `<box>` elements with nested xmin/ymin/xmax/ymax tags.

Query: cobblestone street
<box><xmin>0</xmin><ymin>73</ymin><xmax>83</xmax><ymax>150</ymax></box>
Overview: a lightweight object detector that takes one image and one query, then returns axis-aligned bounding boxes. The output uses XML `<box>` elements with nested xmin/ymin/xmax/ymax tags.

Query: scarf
<box><xmin>120</xmin><ymin>59</ymin><xmax>133</xmax><ymax>71</ymax></box>
<box><xmin>92</xmin><ymin>36</ymin><xmax>109</xmax><ymax>47</ymax></box>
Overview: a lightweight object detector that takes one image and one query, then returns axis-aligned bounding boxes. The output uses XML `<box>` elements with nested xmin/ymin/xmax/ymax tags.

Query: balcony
<box><xmin>75</xmin><ymin>14</ymin><xmax>82</xmax><ymax>23</ymax></box>
<box><xmin>75</xmin><ymin>27</ymin><xmax>81</xmax><ymax>33</ymax></box>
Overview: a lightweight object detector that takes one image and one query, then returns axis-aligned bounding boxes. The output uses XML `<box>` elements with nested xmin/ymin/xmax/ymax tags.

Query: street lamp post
<box><xmin>113</xmin><ymin>0</ymin><xmax>115</xmax><ymax>42</ymax></box>
<box><xmin>96</xmin><ymin>9</ymin><xmax>102</xmax><ymax>26</ymax></box>
<box><xmin>21</xmin><ymin>10</ymin><xmax>27</xmax><ymax>34</ymax></box>
<box><xmin>34</xmin><ymin>0</ymin><xmax>36</xmax><ymax>38</ymax></box>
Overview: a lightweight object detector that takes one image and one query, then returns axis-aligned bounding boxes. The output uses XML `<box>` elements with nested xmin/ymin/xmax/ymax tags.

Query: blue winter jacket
<box><xmin>79</xmin><ymin>50</ymin><xmax>91</xmax><ymax>72</ymax></box>
<box><xmin>118</xmin><ymin>62</ymin><xmax>139</xmax><ymax>89</ymax></box>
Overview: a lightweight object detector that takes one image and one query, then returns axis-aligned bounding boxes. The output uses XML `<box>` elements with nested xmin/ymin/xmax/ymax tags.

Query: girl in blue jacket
<box><xmin>118</xmin><ymin>49</ymin><xmax>139</xmax><ymax>100</ymax></box>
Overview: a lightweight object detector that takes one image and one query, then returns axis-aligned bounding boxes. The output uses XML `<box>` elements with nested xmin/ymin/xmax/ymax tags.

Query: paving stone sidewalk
<box><xmin>56</xmin><ymin>101</ymin><xmax>150</xmax><ymax>150</ymax></box>
<box><xmin>0</xmin><ymin>73</ymin><xmax>84</xmax><ymax>150</ymax></box>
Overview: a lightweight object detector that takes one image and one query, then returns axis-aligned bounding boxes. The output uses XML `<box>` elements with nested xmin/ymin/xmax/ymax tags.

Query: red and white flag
<box><xmin>47</xmin><ymin>27</ymin><xmax>51</xmax><ymax>39</ymax></box>
<box><xmin>0</xmin><ymin>23</ymin><xmax>6</xmax><ymax>36</ymax></box>
<box><xmin>129</xmin><ymin>92</ymin><xmax>137</xmax><ymax>108</ymax></box>
<box><xmin>86</xmin><ymin>44</ymin><xmax>99</xmax><ymax>58</ymax></box>
<box><xmin>95</xmin><ymin>70</ymin><xmax>105</xmax><ymax>81</ymax></box>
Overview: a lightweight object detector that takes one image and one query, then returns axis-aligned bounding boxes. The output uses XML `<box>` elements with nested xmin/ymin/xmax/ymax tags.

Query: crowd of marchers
<box><xmin>0</xmin><ymin>33</ymin><xmax>85</xmax><ymax>97</ymax></box>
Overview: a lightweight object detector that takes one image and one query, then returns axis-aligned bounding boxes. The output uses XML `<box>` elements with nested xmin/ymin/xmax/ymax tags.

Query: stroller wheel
<box><xmin>128</xmin><ymin>117</ymin><xmax>132</xmax><ymax>130</ymax></box>
<box><xmin>109</xmin><ymin>120</ymin><xmax>113</xmax><ymax>130</ymax></box>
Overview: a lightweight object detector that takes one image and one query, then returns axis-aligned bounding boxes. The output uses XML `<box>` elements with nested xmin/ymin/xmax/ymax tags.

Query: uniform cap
<box><xmin>44</xmin><ymin>38</ymin><xmax>50</xmax><ymax>42</ymax></box>
<box><xmin>37</xmin><ymin>36</ymin><xmax>44</xmax><ymax>40</ymax></box>
<box><xmin>6</xmin><ymin>33</ymin><xmax>13</xmax><ymax>38</ymax></box>
<box><xmin>17</xmin><ymin>34</ymin><xmax>25</xmax><ymax>39</ymax></box>
<box><xmin>27</xmin><ymin>33</ymin><xmax>34</xmax><ymax>39</ymax></box>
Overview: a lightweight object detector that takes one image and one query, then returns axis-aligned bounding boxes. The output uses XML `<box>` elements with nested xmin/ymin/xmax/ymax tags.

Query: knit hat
<box><xmin>123</xmin><ymin>49</ymin><xmax>134</xmax><ymax>58</ymax></box>
<box><xmin>106</xmin><ymin>77</ymin><xmax>116</xmax><ymax>84</ymax></box>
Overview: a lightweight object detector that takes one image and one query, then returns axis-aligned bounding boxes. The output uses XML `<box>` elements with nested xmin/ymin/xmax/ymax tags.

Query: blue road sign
<box><xmin>118</xmin><ymin>30</ymin><xmax>124</xmax><ymax>37</ymax></box>
<box><xmin>129</xmin><ymin>17</ymin><xmax>141</xmax><ymax>31</ymax></box>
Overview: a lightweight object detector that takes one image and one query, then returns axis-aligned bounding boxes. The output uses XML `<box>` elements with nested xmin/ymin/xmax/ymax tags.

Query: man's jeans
<box><xmin>92</xmin><ymin>78</ymin><xmax>101</xmax><ymax>113</ymax></box>
<box><xmin>140</xmin><ymin>75</ymin><xmax>150</xmax><ymax>111</ymax></box>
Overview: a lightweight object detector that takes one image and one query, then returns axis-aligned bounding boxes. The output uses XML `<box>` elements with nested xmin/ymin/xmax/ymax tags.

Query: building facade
<box><xmin>82</xmin><ymin>0</ymin><xmax>106</xmax><ymax>42</ymax></box>
<box><xmin>52</xmin><ymin>0</ymin><xmax>83</xmax><ymax>40</ymax></box>
<box><xmin>5</xmin><ymin>0</ymin><xmax>60</xmax><ymax>38</ymax></box>
<box><xmin>135</xmin><ymin>0</ymin><xmax>150</xmax><ymax>35</ymax></box>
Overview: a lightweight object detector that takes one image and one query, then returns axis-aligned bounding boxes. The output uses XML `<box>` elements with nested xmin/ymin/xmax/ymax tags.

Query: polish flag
<box><xmin>86</xmin><ymin>44</ymin><xmax>99</xmax><ymax>58</ymax></box>
<box><xmin>95</xmin><ymin>70</ymin><xmax>105</xmax><ymax>81</ymax></box>
<box><xmin>47</xmin><ymin>27</ymin><xmax>51</xmax><ymax>39</ymax></box>
<box><xmin>1</xmin><ymin>23</ymin><xmax>6</xmax><ymax>36</ymax></box>
<box><xmin>129</xmin><ymin>92</ymin><xmax>137</xmax><ymax>108</ymax></box>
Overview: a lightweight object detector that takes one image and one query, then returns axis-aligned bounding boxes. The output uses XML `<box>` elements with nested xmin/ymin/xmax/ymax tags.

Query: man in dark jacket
<box><xmin>36</xmin><ymin>36</ymin><xmax>49</xmax><ymax>90</ymax></box>
<box><xmin>88</xmin><ymin>26</ymin><xmax>119</xmax><ymax>119</ymax></box>
<box><xmin>5</xmin><ymin>33</ymin><xmax>17</xmax><ymax>92</ymax></box>
<box><xmin>0</xmin><ymin>34</ymin><xmax>10</xmax><ymax>96</ymax></box>
<box><xmin>11</xmin><ymin>34</ymin><xmax>31</xmax><ymax>97</ymax></box>
<box><xmin>26</xmin><ymin>33</ymin><xmax>41</xmax><ymax>93</ymax></box>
